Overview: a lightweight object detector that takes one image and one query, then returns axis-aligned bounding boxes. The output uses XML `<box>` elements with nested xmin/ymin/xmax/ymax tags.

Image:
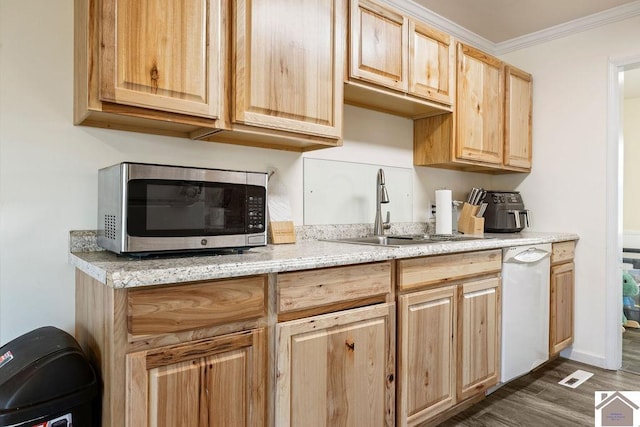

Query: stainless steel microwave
<box><xmin>97</xmin><ymin>162</ymin><xmax>267</xmax><ymax>255</ymax></box>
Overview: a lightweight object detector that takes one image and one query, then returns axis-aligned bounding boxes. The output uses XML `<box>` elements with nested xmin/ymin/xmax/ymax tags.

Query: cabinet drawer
<box><xmin>551</xmin><ymin>241</ymin><xmax>576</xmax><ymax>265</ymax></box>
<box><xmin>277</xmin><ymin>262</ymin><xmax>392</xmax><ymax>317</ymax></box>
<box><xmin>127</xmin><ymin>276</ymin><xmax>267</xmax><ymax>336</ymax></box>
<box><xmin>397</xmin><ymin>250</ymin><xmax>501</xmax><ymax>292</ymax></box>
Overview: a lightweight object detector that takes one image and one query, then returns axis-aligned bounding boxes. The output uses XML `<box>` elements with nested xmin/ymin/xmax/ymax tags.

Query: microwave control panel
<box><xmin>247</xmin><ymin>188</ymin><xmax>266</xmax><ymax>232</ymax></box>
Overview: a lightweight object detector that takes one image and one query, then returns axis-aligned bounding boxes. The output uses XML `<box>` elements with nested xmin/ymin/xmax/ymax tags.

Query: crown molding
<box><xmin>383</xmin><ymin>0</ymin><xmax>495</xmax><ymax>53</ymax></box>
<box><xmin>495</xmin><ymin>0</ymin><xmax>640</xmax><ymax>55</ymax></box>
<box><xmin>384</xmin><ymin>0</ymin><xmax>640</xmax><ymax>57</ymax></box>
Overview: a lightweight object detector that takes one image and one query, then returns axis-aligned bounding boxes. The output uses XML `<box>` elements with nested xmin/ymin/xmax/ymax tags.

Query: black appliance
<box><xmin>0</xmin><ymin>326</ymin><xmax>99</xmax><ymax>427</ymax></box>
<box><xmin>483</xmin><ymin>191</ymin><xmax>530</xmax><ymax>233</ymax></box>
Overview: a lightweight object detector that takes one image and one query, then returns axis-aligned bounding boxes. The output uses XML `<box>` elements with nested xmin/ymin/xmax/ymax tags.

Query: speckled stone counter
<box><xmin>69</xmin><ymin>231</ymin><xmax>579</xmax><ymax>289</ymax></box>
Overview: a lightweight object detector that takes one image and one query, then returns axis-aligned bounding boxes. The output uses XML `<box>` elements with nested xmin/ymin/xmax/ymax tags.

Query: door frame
<box><xmin>606</xmin><ymin>55</ymin><xmax>640</xmax><ymax>369</ymax></box>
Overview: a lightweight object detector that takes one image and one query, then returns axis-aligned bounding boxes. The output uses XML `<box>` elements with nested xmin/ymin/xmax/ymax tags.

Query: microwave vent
<box><xmin>104</xmin><ymin>214</ymin><xmax>117</xmax><ymax>240</ymax></box>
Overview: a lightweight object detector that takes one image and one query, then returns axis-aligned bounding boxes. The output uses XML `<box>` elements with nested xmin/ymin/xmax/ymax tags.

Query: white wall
<box><xmin>304</xmin><ymin>106</ymin><xmax>494</xmax><ymax>223</ymax></box>
<box><xmin>497</xmin><ymin>16</ymin><xmax>640</xmax><ymax>367</ymax></box>
<box><xmin>624</xmin><ymin>97</ymin><xmax>640</xmax><ymax>234</ymax></box>
<box><xmin>0</xmin><ymin>0</ymin><xmax>493</xmax><ymax>344</ymax></box>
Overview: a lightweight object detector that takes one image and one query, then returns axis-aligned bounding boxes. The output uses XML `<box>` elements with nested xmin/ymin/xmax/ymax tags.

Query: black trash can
<box><xmin>0</xmin><ymin>327</ymin><xmax>98</xmax><ymax>427</ymax></box>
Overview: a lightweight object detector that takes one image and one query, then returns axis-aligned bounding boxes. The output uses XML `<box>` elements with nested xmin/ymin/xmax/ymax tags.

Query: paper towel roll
<box><xmin>435</xmin><ymin>189</ymin><xmax>452</xmax><ymax>235</ymax></box>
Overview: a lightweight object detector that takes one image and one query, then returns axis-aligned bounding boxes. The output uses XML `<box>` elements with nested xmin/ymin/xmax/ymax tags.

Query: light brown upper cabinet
<box><xmin>455</xmin><ymin>43</ymin><xmax>504</xmax><ymax>166</ymax></box>
<box><xmin>349</xmin><ymin>0</ymin><xmax>408</xmax><ymax>92</ymax></box>
<box><xmin>75</xmin><ymin>0</ymin><xmax>228</xmax><ymax>136</ymax></box>
<box><xmin>75</xmin><ymin>0</ymin><xmax>345</xmax><ymax>151</ymax></box>
<box><xmin>408</xmin><ymin>20</ymin><xmax>455</xmax><ymax>106</ymax></box>
<box><xmin>504</xmin><ymin>66</ymin><xmax>533</xmax><ymax>170</ymax></box>
<box><xmin>99</xmin><ymin>0</ymin><xmax>223</xmax><ymax>119</ymax></box>
<box><xmin>414</xmin><ymin>42</ymin><xmax>533</xmax><ymax>173</ymax></box>
<box><xmin>225</xmin><ymin>0</ymin><xmax>344</xmax><ymax>146</ymax></box>
<box><xmin>345</xmin><ymin>0</ymin><xmax>454</xmax><ymax>118</ymax></box>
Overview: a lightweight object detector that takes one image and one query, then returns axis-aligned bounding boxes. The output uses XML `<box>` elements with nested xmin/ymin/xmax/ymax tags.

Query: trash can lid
<box><xmin>0</xmin><ymin>326</ymin><xmax>97</xmax><ymax>415</ymax></box>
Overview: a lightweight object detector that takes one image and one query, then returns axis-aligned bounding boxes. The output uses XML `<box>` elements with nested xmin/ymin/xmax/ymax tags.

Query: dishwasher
<box><xmin>500</xmin><ymin>243</ymin><xmax>552</xmax><ymax>383</ymax></box>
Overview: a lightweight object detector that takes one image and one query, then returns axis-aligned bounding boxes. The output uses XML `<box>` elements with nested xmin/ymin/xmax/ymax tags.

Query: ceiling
<box><xmin>413</xmin><ymin>0</ymin><xmax>638</xmax><ymax>43</ymax></box>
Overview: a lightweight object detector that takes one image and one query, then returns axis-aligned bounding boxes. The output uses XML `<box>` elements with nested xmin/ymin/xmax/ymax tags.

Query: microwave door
<box><xmin>126</xmin><ymin>179</ymin><xmax>249</xmax><ymax>238</ymax></box>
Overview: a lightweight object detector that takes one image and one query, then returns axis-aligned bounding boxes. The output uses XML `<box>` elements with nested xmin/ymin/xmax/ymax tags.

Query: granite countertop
<box><xmin>69</xmin><ymin>231</ymin><xmax>579</xmax><ymax>289</ymax></box>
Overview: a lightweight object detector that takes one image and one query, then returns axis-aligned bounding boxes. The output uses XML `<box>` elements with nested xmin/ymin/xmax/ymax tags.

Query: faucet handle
<box><xmin>383</xmin><ymin>211</ymin><xmax>391</xmax><ymax>230</ymax></box>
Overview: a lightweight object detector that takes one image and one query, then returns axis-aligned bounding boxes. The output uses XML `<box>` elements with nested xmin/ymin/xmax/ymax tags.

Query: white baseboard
<box><xmin>561</xmin><ymin>348</ymin><xmax>613</xmax><ymax>370</ymax></box>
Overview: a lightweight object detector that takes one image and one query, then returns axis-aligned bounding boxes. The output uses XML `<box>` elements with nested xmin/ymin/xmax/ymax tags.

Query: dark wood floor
<box><xmin>622</xmin><ymin>327</ymin><xmax>640</xmax><ymax>373</ymax></box>
<box><xmin>439</xmin><ymin>357</ymin><xmax>640</xmax><ymax>426</ymax></box>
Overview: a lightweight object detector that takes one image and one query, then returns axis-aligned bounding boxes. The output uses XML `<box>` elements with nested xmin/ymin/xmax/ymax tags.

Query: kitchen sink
<box><xmin>328</xmin><ymin>236</ymin><xmax>425</xmax><ymax>247</ymax></box>
<box><xmin>327</xmin><ymin>234</ymin><xmax>490</xmax><ymax>247</ymax></box>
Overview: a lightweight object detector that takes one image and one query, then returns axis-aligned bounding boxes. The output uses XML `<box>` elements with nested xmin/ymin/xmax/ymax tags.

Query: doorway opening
<box><xmin>607</xmin><ymin>56</ymin><xmax>640</xmax><ymax>372</ymax></box>
<box><xmin>620</xmin><ymin>65</ymin><xmax>640</xmax><ymax>373</ymax></box>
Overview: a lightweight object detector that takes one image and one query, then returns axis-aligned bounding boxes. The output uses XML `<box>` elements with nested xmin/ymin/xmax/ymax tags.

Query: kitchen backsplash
<box><xmin>69</xmin><ymin>222</ymin><xmax>432</xmax><ymax>253</ymax></box>
<box><xmin>69</xmin><ymin>230</ymin><xmax>104</xmax><ymax>253</ymax></box>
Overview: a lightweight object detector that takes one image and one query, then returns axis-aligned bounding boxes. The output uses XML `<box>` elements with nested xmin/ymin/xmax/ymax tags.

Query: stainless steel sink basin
<box><xmin>329</xmin><ymin>236</ymin><xmax>425</xmax><ymax>247</ymax></box>
<box><xmin>327</xmin><ymin>234</ymin><xmax>489</xmax><ymax>247</ymax></box>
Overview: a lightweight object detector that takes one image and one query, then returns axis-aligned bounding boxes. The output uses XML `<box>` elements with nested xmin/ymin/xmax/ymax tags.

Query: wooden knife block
<box><xmin>457</xmin><ymin>203</ymin><xmax>485</xmax><ymax>235</ymax></box>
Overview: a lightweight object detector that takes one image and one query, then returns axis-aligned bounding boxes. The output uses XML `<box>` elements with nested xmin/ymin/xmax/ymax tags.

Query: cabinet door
<box><xmin>457</xmin><ymin>276</ymin><xmax>501</xmax><ymax>401</ymax></box>
<box><xmin>275</xmin><ymin>303</ymin><xmax>395</xmax><ymax>426</ymax></box>
<box><xmin>504</xmin><ymin>66</ymin><xmax>533</xmax><ymax>170</ymax></box>
<box><xmin>126</xmin><ymin>329</ymin><xmax>265</xmax><ymax>427</ymax></box>
<box><xmin>350</xmin><ymin>0</ymin><xmax>408</xmax><ymax>92</ymax></box>
<box><xmin>398</xmin><ymin>287</ymin><xmax>456</xmax><ymax>426</ymax></box>
<box><xmin>233</xmin><ymin>0</ymin><xmax>344</xmax><ymax>138</ymax></box>
<box><xmin>550</xmin><ymin>262</ymin><xmax>575</xmax><ymax>355</ymax></box>
<box><xmin>408</xmin><ymin>20</ymin><xmax>454</xmax><ymax>105</ymax></box>
<box><xmin>100</xmin><ymin>0</ymin><xmax>223</xmax><ymax>119</ymax></box>
<box><xmin>456</xmin><ymin>43</ymin><xmax>504</xmax><ymax>165</ymax></box>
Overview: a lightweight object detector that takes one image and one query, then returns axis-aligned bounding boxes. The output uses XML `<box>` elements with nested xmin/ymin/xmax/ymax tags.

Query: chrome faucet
<box><xmin>374</xmin><ymin>168</ymin><xmax>391</xmax><ymax>236</ymax></box>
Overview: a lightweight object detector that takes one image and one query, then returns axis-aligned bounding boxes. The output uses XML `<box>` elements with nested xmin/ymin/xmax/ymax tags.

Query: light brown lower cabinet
<box><xmin>75</xmin><ymin>271</ymin><xmax>269</xmax><ymax>427</ymax></box>
<box><xmin>457</xmin><ymin>277</ymin><xmax>501</xmax><ymax>401</ymax></box>
<box><xmin>549</xmin><ymin>241</ymin><xmax>576</xmax><ymax>356</ymax></box>
<box><xmin>126</xmin><ymin>329</ymin><xmax>266</xmax><ymax>427</ymax></box>
<box><xmin>396</xmin><ymin>250</ymin><xmax>502</xmax><ymax>426</ymax></box>
<box><xmin>275</xmin><ymin>303</ymin><xmax>396</xmax><ymax>427</ymax></box>
<box><xmin>550</xmin><ymin>262</ymin><xmax>574</xmax><ymax>355</ymax></box>
<box><xmin>75</xmin><ymin>246</ymin><xmax>553</xmax><ymax>426</ymax></box>
<box><xmin>397</xmin><ymin>277</ymin><xmax>501</xmax><ymax>426</ymax></box>
<box><xmin>398</xmin><ymin>286</ymin><xmax>457</xmax><ymax>425</ymax></box>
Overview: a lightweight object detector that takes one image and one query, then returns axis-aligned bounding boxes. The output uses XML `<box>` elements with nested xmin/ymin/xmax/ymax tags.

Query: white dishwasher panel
<box><xmin>501</xmin><ymin>243</ymin><xmax>551</xmax><ymax>383</ymax></box>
